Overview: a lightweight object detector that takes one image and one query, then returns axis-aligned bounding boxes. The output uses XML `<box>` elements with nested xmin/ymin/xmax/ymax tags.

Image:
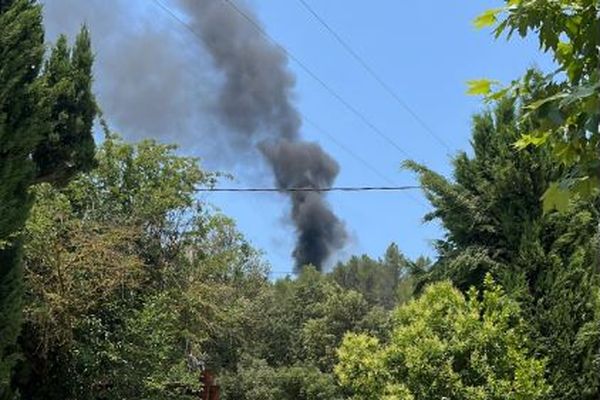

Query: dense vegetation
<box><xmin>9</xmin><ymin>133</ymin><xmax>414</xmax><ymax>399</ymax></box>
<box><xmin>1</xmin><ymin>0</ymin><xmax>599</xmax><ymax>399</ymax></box>
<box><xmin>1</xmin><ymin>0</ymin><xmax>95</xmax><ymax>396</ymax></box>
<box><xmin>337</xmin><ymin>277</ymin><xmax>549</xmax><ymax>399</ymax></box>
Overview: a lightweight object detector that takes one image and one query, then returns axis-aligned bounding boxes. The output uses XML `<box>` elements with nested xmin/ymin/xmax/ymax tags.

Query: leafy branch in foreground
<box><xmin>472</xmin><ymin>0</ymin><xmax>600</xmax><ymax>211</ymax></box>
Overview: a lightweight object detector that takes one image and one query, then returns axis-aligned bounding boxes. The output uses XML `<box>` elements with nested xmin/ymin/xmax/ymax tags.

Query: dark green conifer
<box><xmin>407</xmin><ymin>77</ymin><xmax>600</xmax><ymax>399</ymax></box>
<box><xmin>0</xmin><ymin>1</ymin><xmax>96</xmax><ymax>395</ymax></box>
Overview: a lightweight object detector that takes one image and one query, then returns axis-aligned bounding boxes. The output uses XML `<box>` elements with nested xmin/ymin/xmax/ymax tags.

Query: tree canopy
<box><xmin>2</xmin><ymin>1</ymin><xmax>599</xmax><ymax>399</ymax></box>
<box><xmin>472</xmin><ymin>0</ymin><xmax>600</xmax><ymax>210</ymax></box>
<box><xmin>0</xmin><ymin>1</ymin><xmax>96</xmax><ymax>395</ymax></box>
<box><xmin>336</xmin><ymin>277</ymin><xmax>549</xmax><ymax>400</ymax></box>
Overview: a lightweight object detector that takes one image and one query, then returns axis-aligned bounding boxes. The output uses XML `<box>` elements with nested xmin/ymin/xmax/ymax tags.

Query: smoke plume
<box><xmin>42</xmin><ymin>0</ymin><xmax>347</xmax><ymax>270</ymax></box>
<box><xmin>261</xmin><ymin>141</ymin><xmax>347</xmax><ymax>267</ymax></box>
<box><xmin>179</xmin><ymin>0</ymin><xmax>347</xmax><ymax>269</ymax></box>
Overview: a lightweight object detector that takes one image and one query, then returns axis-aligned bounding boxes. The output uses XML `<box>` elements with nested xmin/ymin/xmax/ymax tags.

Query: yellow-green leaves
<box><xmin>473</xmin><ymin>8</ymin><xmax>502</xmax><ymax>29</ymax></box>
<box><xmin>514</xmin><ymin>131</ymin><xmax>551</xmax><ymax>150</ymax></box>
<box><xmin>467</xmin><ymin>79</ymin><xmax>498</xmax><ymax>96</ymax></box>
<box><xmin>335</xmin><ymin>280</ymin><xmax>549</xmax><ymax>399</ymax></box>
<box><xmin>541</xmin><ymin>182</ymin><xmax>570</xmax><ymax>213</ymax></box>
<box><xmin>474</xmin><ymin>0</ymin><xmax>600</xmax><ymax>210</ymax></box>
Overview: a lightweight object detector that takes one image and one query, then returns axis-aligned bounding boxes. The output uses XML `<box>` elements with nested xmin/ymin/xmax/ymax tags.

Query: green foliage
<box><xmin>16</xmin><ymin>134</ymin><xmax>403</xmax><ymax>398</ymax></box>
<box><xmin>33</xmin><ymin>28</ymin><xmax>97</xmax><ymax>185</ymax></box>
<box><xmin>541</xmin><ymin>181</ymin><xmax>571</xmax><ymax>213</ymax></box>
<box><xmin>0</xmin><ymin>1</ymin><xmax>96</xmax><ymax>395</ymax></box>
<box><xmin>407</xmin><ymin>95</ymin><xmax>558</xmax><ymax>289</ymax></box>
<box><xmin>408</xmin><ymin>92</ymin><xmax>600</xmax><ymax>399</ymax></box>
<box><xmin>219</xmin><ymin>357</ymin><xmax>341</xmax><ymax>400</ymax></box>
<box><xmin>256</xmin><ymin>266</ymin><xmax>377</xmax><ymax>372</ymax></box>
<box><xmin>336</xmin><ymin>278</ymin><xmax>549</xmax><ymax>400</ymax></box>
<box><xmin>474</xmin><ymin>0</ymin><xmax>600</xmax><ymax>208</ymax></box>
<box><xmin>16</xmin><ymin>136</ymin><xmax>267</xmax><ymax>399</ymax></box>
<box><xmin>330</xmin><ymin>243</ymin><xmax>416</xmax><ymax>309</ymax></box>
<box><xmin>472</xmin><ymin>8</ymin><xmax>502</xmax><ymax>29</ymax></box>
<box><xmin>0</xmin><ymin>1</ymin><xmax>45</xmax><ymax>390</ymax></box>
<box><xmin>466</xmin><ymin>79</ymin><xmax>498</xmax><ymax>96</ymax></box>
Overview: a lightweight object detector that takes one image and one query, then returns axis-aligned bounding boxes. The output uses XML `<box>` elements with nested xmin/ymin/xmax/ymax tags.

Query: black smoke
<box><xmin>261</xmin><ymin>140</ymin><xmax>346</xmax><ymax>268</ymax></box>
<box><xmin>179</xmin><ymin>0</ymin><xmax>347</xmax><ymax>270</ymax></box>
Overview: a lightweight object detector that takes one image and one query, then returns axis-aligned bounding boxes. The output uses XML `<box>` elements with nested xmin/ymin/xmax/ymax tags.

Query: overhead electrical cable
<box><xmin>220</xmin><ymin>0</ymin><xmax>414</xmax><ymax>160</ymax></box>
<box><xmin>151</xmin><ymin>0</ymin><xmax>428</xmax><ymax>209</ymax></box>
<box><xmin>302</xmin><ymin>116</ymin><xmax>426</xmax><ymax>208</ymax></box>
<box><xmin>295</xmin><ymin>0</ymin><xmax>453</xmax><ymax>153</ymax></box>
<box><xmin>196</xmin><ymin>186</ymin><xmax>421</xmax><ymax>193</ymax></box>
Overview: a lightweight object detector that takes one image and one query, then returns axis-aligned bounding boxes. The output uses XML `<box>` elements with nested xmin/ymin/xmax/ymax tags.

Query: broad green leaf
<box><xmin>473</xmin><ymin>8</ymin><xmax>501</xmax><ymax>29</ymax></box>
<box><xmin>556</xmin><ymin>41</ymin><xmax>573</xmax><ymax>62</ymax></box>
<box><xmin>486</xmin><ymin>87</ymin><xmax>510</xmax><ymax>102</ymax></box>
<box><xmin>541</xmin><ymin>182</ymin><xmax>571</xmax><ymax>213</ymax></box>
<box><xmin>524</xmin><ymin>93</ymin><xmax>568</xmax><ymax>111</ymax></box>
<box><xmin>553</xmin><ymin>142</ymin><xmax>579</xmax><ymax>167</ymax></box>
<box><xmin>514</xmin><ymin>131</ymin><xmax>551</xmax><ymax>150</ymax></box>
<box><xmin>559</xmin><ymin>82</ymin><xmax>600</xmax><ymax>107</ymax></box>
<box><xmin>467</xmin><ymin>79</ymin><xmax>497</xmax><ymax>96</ymax></box>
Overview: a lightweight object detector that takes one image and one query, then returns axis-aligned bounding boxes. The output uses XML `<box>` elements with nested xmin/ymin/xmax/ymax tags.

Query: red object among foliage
<box><xmin>200</xmin><ymin>370</ymin><xmax>220</xmax><ymax>400</ymax></box>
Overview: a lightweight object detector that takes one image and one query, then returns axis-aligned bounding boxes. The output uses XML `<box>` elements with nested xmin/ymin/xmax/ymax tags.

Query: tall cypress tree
<box><xmin>0</xmin><ymin>1</ymin><xmax>96</xmax><ymax>395</ymax></box>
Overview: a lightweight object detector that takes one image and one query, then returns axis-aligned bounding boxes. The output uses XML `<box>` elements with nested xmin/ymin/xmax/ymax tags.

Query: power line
<box><xmin>220</xmin><ymin>0</ymin><xmax>414</xmax><ymax>160</ymax></box>
<box><xmin>196</xmin><ymin>185</ymin><xmax>421</xmax><ymax>193</ymax></box>
<box><xmin>302</xmin><ymin>115</ymin><xmax>394</xmax><ymax>186</ymax></box>
<box><xmin>295</xmin><ymin>0</ymin><xmax>453</xmax><ymax>154</ymax></box>
<box><xmin>303</xmin><ymin>116</ymin><xmax>428</xmax><ymax>208</ymax></box>
<box><xmin>151</xmin><ymin>0</ymin><xmax>427</xmax><ymax>209</ymax></box>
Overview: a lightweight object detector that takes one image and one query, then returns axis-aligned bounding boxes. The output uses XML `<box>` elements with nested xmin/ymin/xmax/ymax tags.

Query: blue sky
<box><xmin>208</xmin><ymin>0</ymin><xmax>553</xmax><ymax>274</ymax></box>
<box><xmin>42</xmin><ymin>1</ymin><xmax>554</xmax><ymax>276</ymax></box>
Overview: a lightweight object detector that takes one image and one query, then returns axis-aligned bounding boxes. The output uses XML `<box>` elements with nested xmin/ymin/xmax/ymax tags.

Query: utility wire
<box><xmin>303</xmin><ymin>115</ymin><xmax>428</xmax><ymax>208</ymax></box>
<box><xmin>303</xmin><ymin>114</ymin><xmax>394</xmax><ymax>185</ymax></box>
<box><xmin>295</xmin><ymin>0</ymin><xmax>453</xmax><ymax>154</ymax></box>
<box><xmin>220</xmin><ymin>0</ymin><xmax>413</xmax><ymax>160</ymax></box>
<box><xmin>151</xmin><ymin>0</ymin><xmax>427</xmax><ymax>209</ymax></box>
<box><xmin>196</xmin><ymin>185</ymin><xmax>421</xmax><ymax>193</ymax></box>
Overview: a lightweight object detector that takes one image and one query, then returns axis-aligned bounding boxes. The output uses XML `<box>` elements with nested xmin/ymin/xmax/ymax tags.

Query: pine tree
<box><xmin>0</xmin><ymin>1</ymin><xmax>96</xmax><ymax>395</ymax></box>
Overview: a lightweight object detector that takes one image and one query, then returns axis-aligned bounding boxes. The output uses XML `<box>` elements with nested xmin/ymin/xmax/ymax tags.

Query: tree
<box><xmin>406</xmin><ymin>94</ymin><xmax>559</xmax><ymax>290</ymax></box>
<box><xmin>16</xmin><ymin>135</ymin><xmax>274</xmax><ymax>399</ymax></box>
<box><xmin>407</xmin><ymin>93</ymin><xmax>600</xmax><ymax>399</ymax></box>
<box><xmin>256</xmin><ymin>267</ymin><xmax>374</xmax><ymax>371</ymax></box>
<box><xmin>0</xmin><ymin>1</ymin><xmax>96</xmax><ymax>394</ymax></box>
<box><xmin>335</xmin><ymin>277</ymin><xmax>549</xmax><ymax>400</ymax></box>
<box><xmin>219</xmin><ymin>357</ymin><xmax>342</xmax><ymax>400</ymax></box>
<box><xmin>472</xmin><ymin>0</ymin><xmax>600</xmax><ymax>210</ymax></box>
<box><xmin>330</xmin><ymin>243</ymin><xmax>413</xmax><ymax>309</ymax></box>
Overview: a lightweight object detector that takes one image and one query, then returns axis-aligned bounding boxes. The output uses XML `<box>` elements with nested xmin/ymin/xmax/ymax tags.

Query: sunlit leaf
<box><xmin>467</xmin><ymin>79</ymin><xmax>497</xmax><ymax>96</ymax></box>
<box><xmin>541</xmin><ymin>182</ymin><xmax>571</xmax><ymax>213</ymax></box>
<box><xmin>514</xmin><ymin>131</ymin><xmax>551</xmax><ymax>150</ymax></box>
<box><xmin>573</xmin><ymin>176</ymin><xmax>600</xmax><ymax>199</ymax></box>
<box><xmin>524</xmin><ymin>93</ymin><xmax>568</xmax><ymax>111</ymax></box>
<box><xmin>559</xmin><ymin>82</ymin><xmax>600</xmax><ymax>107</ymax></box>
<box><xmin>473</xmin><ymin>8</ymin><xmax>501</xmax><ymax>29</ymax></box>
<box><xmin>486</xmin><ymin>87</ymin><xmax>510</xmax><ymax>102</ymax></box>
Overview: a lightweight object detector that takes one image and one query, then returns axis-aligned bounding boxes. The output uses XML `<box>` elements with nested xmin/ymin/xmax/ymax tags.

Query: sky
<box><xmin>41</xmin><ymin>0</ymin><xmax>554</xmax><ymax>276</ymax></box>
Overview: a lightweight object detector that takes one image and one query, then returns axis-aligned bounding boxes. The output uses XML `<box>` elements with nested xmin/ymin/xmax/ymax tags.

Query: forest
<box><xmin>1</xmin><ymin>0</ymin><xmax>599</xmax><ymax>399</ymax></box>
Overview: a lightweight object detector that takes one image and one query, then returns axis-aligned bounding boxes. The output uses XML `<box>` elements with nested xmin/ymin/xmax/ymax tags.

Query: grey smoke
<box><xmin>42</xmin><ymin>0</ymin><xmax>347</xmax><ymax>269</ymax></box>
<box><xmin>42</xmin><ymin>0</ymin><xmax>220</xmax><ymax>153</ymax></box>
<box><xmin>178</xmin><ymin>0</ymin><xmax>347</xmax><ymax>269</ymax></box>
